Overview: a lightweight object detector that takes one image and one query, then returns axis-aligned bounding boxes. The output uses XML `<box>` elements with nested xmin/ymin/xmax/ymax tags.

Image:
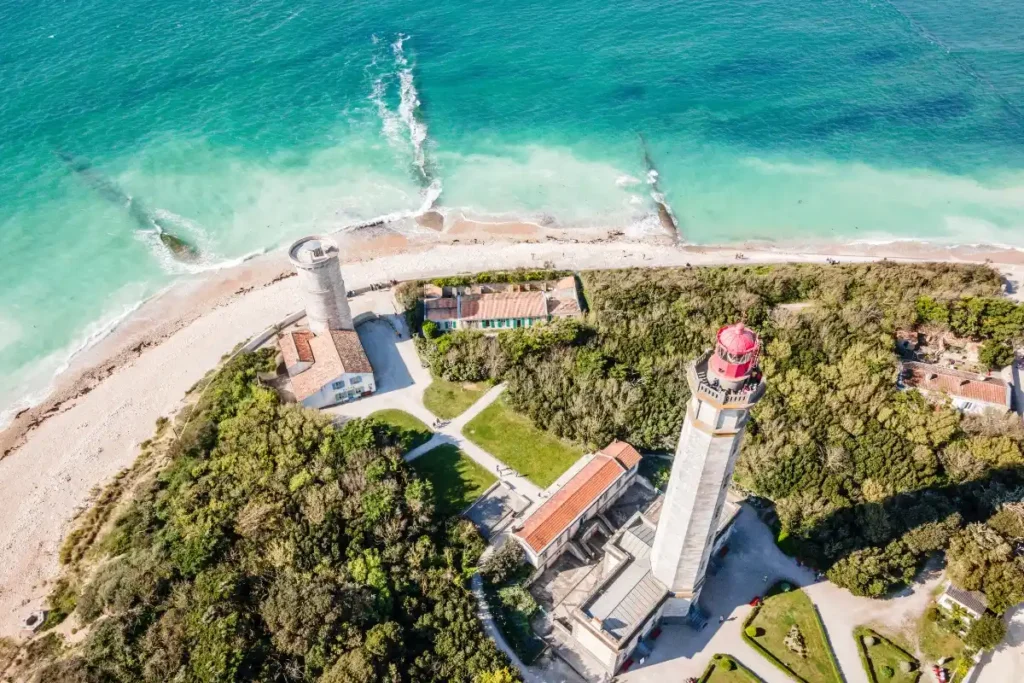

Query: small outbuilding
<box><xmin>937</xmin><ymin>581</ymin><xmax>988</xmax><ymax>623</ymax></box>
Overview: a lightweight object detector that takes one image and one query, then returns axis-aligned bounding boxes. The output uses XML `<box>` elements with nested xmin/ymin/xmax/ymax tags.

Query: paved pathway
<box><xmin>405</xmin><ymin>383</ymin><xmax>544</xmax><ymax>502</ymax></box>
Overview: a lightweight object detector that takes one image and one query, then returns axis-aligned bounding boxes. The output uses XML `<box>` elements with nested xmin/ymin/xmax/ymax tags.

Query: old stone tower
<box><xmin>288</xmin><ymin>235</ymin><xmax>354</xmax><ymax>334</ymax></box>
<box><xmin>650</xmin><ymin>322</ymin><xmax>766</xmax><ymax>620</ymax></box>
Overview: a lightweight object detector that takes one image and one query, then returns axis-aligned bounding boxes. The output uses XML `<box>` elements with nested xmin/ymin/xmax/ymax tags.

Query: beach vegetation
<box><xmin>414</xmin><ymin>262</ymin><xmax>1024</xmax><ymax>599</ymax></box>
<box><xmin>23</xmin><ymin>351</ymin><xmax>516</xmax><ymax>683</ymax></box>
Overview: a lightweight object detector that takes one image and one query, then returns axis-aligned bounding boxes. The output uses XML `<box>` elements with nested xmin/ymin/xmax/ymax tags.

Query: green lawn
<box><xmin>368</xmin><ymin>409</ymin><xmax>433</xmax><ymax>451</ymax></box>
<box><xmin>747</xmin><ymin>588</ymin><xmax>842</xmax><ymax>683</ymax></box>
<box><xmin>462</xmin><ymin>397</ymin><xmax>584</xmax><ymax>488</ymax></box>
<box><xmin>854</xmin><ymin>627</ymin><xmax>921</xmax><ymax>683</ymax></box>
<box><xmin>410</xmin><ymin>444</ymin><xmax>497</xmax><ymax>517</ymax></box>
<box><xmin>701</xmin><ymin>654</ymin><xmax>764</xmax><ymax>682</ymax></box>
<box><xmin>423</xmin><ymin>378</ymin><xmax>490</xmax><ymax>419</ymax></box>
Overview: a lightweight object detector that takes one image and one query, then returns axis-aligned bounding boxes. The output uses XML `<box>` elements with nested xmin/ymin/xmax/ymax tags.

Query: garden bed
<box><xmin>743</xmin><ymin>584</ymin><xmax>842</xmax><ymax>683</ymax></box>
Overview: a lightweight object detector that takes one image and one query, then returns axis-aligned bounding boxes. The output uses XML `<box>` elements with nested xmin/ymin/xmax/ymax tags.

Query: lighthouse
<box><xmin>288</xmin><ymin>235</ymin><xmax>354</xmax><ymax>334</ymax></box>
<box><xmin>650</xmin><ymin>322</ymin><xmax>766</xmax><ymax>620</ymax></box>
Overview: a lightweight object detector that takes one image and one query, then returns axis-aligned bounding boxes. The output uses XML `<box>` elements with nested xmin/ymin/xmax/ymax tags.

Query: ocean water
<box><xmin>1</xmin><ymin>0</ymin><xmax>1024</xmax><ymax>423</ymax></box>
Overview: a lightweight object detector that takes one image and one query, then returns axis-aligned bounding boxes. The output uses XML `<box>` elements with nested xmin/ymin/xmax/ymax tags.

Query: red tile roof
<box><xmin>599</xmin><ymin>440</ymin><xmax>642</xmax><ymax>469</ymax></box>
<box><xmin>461</xmin><ymin>292</ymin><xmax>548</xmax><ymax>321</ymax></box>
<box><xmin>514</xmin><ymin>441</ymin><xmax>641</xmax><ymax>554</ymax></box>
<box><xmin>903</xmin><ymin>362</ymin><xmax>1009</xmax><ymax>407</ymax></box>
<box><xmin>424</xmin><ymin>297</ymin><xmax>458</xmax><ymax>321</ymax></box>
<box><xmin>282</xmin><ymin>328</ymin><xmax>373</xmax><ymax>401</ymax></box>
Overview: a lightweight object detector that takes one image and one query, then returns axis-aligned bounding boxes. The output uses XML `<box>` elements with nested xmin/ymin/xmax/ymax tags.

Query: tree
<box><xmin>481</xmin><ymin>539</ymin><xmax>525</xmax><ymax>586</ymax></box>
<box><xmin>25</xmin><ymin>352</ymin><xmax>519</xmax><ymax>683</ymax></box>
<box><xmin>965</xmin><ymin>614</ymin><xmax>1008</xmax><ymax>651</ymax></box>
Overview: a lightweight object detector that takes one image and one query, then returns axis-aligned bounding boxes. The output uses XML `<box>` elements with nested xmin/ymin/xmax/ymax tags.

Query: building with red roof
<box><xmin>513</xmin><ymin>440</ymin><xmax>642</xmax><ymax>569</ymax></box>
<box><xmin>423</xmin><ymin>276</ymin><xmax>581</xmax><ymax>332</ymax></box>
<box><xmin>901</xmin><ymin>361</ymin><xmax>1011</xmax><ymax>414</ymax></box>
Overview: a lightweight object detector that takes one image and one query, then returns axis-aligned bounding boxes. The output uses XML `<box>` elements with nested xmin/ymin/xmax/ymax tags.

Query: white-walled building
<box><xmin>513</xmin><ymin>441</ymin><xmax>642</xmax><ymax>571</ymax></box>
<box><xmin>279</xmin><ymin>328</ymin><xmax>374</xmax><ymax>409</ymax></box>
<box><xmin>559</xmin><ymin>322</ymin><xmax>765</xmax><ymax>674</ymax></box>
<box><xmin>938</xmin><ymin>582</ymin><xmax>988</xmax><ymax>623</ymax></box>
<box><xmin>901</xmin><ymin>361</ymin><xmax>1011</xmax><ymax>414</ymax></box>
<box><xmin>279</xmin><ymin>235</ymin><xmax>375</xmax><ymax>408</ymax></box>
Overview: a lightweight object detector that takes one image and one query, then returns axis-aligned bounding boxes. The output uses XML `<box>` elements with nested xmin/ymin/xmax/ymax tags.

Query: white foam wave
<box><xmin>646</xmin><ymin>169</ymin><xmax>659</xmax><ymax>184</ymax></box>
<box><xmin>143</xmin><ymin>210</ymin><xmax>269</xmax><ymax>276</ymax></box>
<box><xmin>616</xmin><ymin>175</ymin><xmax>641</xmax><ymax>188</ymax></box>
<box><xmin>418</xmin><ymin>178</ymin><xmax>443</xmax><ymax>213</ymax></box>
<box><xmin>625</xmin><ymin>213</ymin><xmax>668</xmax><ymax>239</ymax></box>
<box><xmin>369</xmin><ymin>75</ymin><xmax>405</xmax><ymax>149</ymax></box>
<box><xmin>0</xmin><ymin>294</ymin><xmax>152</xmax><ymax>431</ymax></box>
<box><xmin>398</xmin><ymin>69</ymin><xmax>428</xmax><ymax>179</ymax></box>
<box><xmin>389</xmin><ymin>34</ymin><xmax>430</xmax><ymax>181</ymax></box>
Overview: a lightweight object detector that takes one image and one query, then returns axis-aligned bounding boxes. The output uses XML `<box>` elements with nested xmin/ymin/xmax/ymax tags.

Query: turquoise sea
<box><xmin>2</xmin><ymin>0</ymin><xmax>1024</xmax><ymax>423</ymax></box>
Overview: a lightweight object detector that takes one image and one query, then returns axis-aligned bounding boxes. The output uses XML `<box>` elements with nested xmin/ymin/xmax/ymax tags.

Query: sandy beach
<box><xmin>1</xmin><ymin>220</ymin><xmax>1023</xmax><ymax>638</ymax></box>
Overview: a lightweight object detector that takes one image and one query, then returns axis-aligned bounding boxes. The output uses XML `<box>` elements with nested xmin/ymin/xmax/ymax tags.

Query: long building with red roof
<box><xmin>513</xmin><ymin>440</ymin><xmax>642</xmax><ymax>569</ymax></box>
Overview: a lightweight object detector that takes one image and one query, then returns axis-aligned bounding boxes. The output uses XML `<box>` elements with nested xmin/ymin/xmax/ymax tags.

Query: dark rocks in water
<box><xmin>657</xmin><ymin>202</ymin><xmax>678</xmax><ymax>233</ymax></box>
<box><xmin>56</xmin><ymin>149</ymin><xmax>202</xmax><ymax>263</ymax></box>
<box><xmin>159</xmin><ymin>232</ymin><xmax>200</xmax><ymax>261</ymax></box>
<box><xmin>416</xmin><ymin>210</ymin><xmax>445</xmax><ymax>231</ymax></box>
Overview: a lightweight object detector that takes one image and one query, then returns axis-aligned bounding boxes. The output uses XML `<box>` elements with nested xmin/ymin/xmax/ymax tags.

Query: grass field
<box><xmin>462</xmin><ymin>397</ymin><xmax>583</xmax><ymax>488</ymax></box>
<box><xmin>747</xmin><ymin>588</ymin><xmax>841</xmax><ymax>683</ymax></box>
<box><xmin>855</xmin><ymin>627</ymin><xmax>920</xmax><ymax>683</ymax></box>
<box><xmin>701</xmin><ymin>654</ymin><xmax>764</xmax><ymax>682</ymax></box>
<box><xmin>410</xmin><ymin>444</ymin><xmax>497</xmax><ymax>517</ymax></box>
<box><xmin>422</xmin><ymin>378</ymin><xmax>490</xmax><ymax>419</ymax></box>
<box><xmin>368</xmin><ymin>409</ymin><xmax>433</xmax><ymax>451</ymax></box>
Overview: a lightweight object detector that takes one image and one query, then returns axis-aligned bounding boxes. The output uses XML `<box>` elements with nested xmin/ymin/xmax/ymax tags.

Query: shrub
<box><xmin>746</xmin><ymin>625</ymin><xmax>762</xmax><ymax>638</ymax></box>
<box><xmin>481</xmin><ymin>539</ymin><xmax>526</xmax><ymax>586</ymax></box>
<box><xmin>720</xmin><ymin>657</ymin><xmax>737</xmax><ymax>671</ymax></box>
<box><xmin>863</xmin><ymin>635</ymin><xmax>876</xmax><ymax>647</ymax></box>
<box><xmin>965</xmin><ymin>614</ymin><xmax>1008</xmax><ymax>651</ymax></box>
<box><xmin>880</xmin><ymin>665</ymin><xmax>894</xmax><ymax>678</ymax></box>
<box><xmin>899</xmin><ymin>660</ymin><xmax>914</xmax><ymax>673</ymax></box>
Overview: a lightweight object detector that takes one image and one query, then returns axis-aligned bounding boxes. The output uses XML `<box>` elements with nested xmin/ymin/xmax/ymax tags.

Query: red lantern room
<box><xmin>708</xmin><ymin>323</ymin><xmax>760</xmax><ymax>389</ymax></box>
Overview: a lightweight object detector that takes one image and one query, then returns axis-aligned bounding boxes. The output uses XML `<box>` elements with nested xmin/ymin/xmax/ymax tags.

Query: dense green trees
<box><xmin>38</xmin><ymin>351</ymin><xmax>515</xmax><ymax>683</ymax></box>
<box><xmin>916</xmin><ymin>294</ymin><xmax>1024</xmax><ymax>368</ymax></box>
<box><xmin>410</xmin><ymin>262</ymin><xmax>1024</xmax><ymax>602</ymax></box>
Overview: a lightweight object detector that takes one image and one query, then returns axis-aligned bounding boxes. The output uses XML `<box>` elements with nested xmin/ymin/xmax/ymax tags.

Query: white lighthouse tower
<box><xmin>650</xmin><ymin>322</ymin><xmax>766</xmax><ymax>620</ymax></box>
<box><xmin>288</xmin><ymin>235</ymin><xmax>354</xmax><ymax>334</ymax></box>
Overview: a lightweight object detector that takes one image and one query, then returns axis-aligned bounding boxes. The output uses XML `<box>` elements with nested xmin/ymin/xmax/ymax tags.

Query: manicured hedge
<box><xmin>853</xmin><ymin>626</ymin><xmax>922</xmax><ymax>683</ymax></box>
<box><xmin>698</xmin><ymin>654</ymin><xmax>766</xmax><ymax>683</ymax></box>
<box><xmin>741</xmin><ymin>604</ymin><xmax>810</xmax><ymax>683</ymax></box>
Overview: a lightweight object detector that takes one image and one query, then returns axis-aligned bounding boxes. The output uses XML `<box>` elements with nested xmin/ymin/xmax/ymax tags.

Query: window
<box><xmin>332</xmin><ymin>380</ymin><xmax>345</xmax><ymax>390</ymax></box>
<box><xmin>335</xmin><ymin>392</ymin><xmax>346</xmax><ymax>402</ymax></box>
<box><xmin>351</xmin><ymin>376</ymin><xmax>363</xmax><ymax>385</ymax></box>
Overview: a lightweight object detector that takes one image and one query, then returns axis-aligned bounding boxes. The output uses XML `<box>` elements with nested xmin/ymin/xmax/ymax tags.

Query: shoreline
<box><xmin>2</xmin><ymin>220</ymin><xmax>1024</xmax><ymax>637</ymax></box>
<box><xmin>3</xmin><ymin>218</ymin><xmax>1024</xmax><ymax>461</ymax></box>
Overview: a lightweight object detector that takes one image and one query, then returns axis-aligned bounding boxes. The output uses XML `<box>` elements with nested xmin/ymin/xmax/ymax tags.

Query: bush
<box><xmin>746</xmin><ymin>625</ymin><xmax>762</xmax><ymax>638</ymax></box>
<box><xmin>965</xmin><ymin>614</ymin><xmax>1007</xmax><ymax>651</ymax></box>
<box><xmin>863</xmin><ymin>635</ymin><xmax>876</xmax><ymax>647</ymax></box>
<box><xmin>899</xmin><ymin>660</ymin><xmax>914</xmax><ymax>673</ymax></box>
<box><xmin>880</xmin><ymin>665</ymin><xmax>894</xmax><ymax>679</ymax></box>
<box><xmin>481</xmin><ymin>539</ymin><xmax>526</xmax><ymax>586</ymax></box>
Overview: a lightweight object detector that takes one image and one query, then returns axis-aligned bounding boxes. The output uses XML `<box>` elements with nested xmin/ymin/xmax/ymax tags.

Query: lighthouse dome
<box><xmin>717</xmin><ymin>323</ymin><xmax>757</xmax><ymax>356</ymax></box>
